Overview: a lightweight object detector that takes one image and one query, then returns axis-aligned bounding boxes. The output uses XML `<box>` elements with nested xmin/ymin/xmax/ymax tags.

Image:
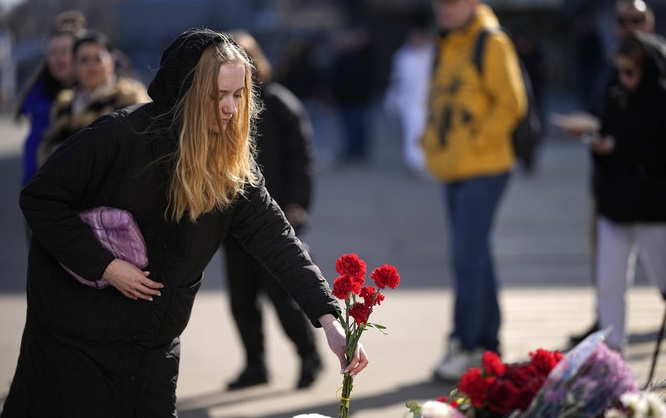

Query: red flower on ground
<box><xmin>529</xmin><ymin>348</ymin><xmax>564</xmax><ymax>377</ymax></box>
<box><xmin>458</xmin><ymin>368</ymin><xmax>495</xmax><ymax>408</ymax></box>
<box><xmin>336</xmin><ymin>253</ymin><xmax>366</xmax><ymax>281</ymax></box>
<box><xmin>486</xmin><ymin>363</ymin><xmax>545</xmax><ymax>414</ymax></box>
<box><xmin>428</xmin><ymin>348</ymin><xmax>564</xmax><ymax>417</ymax></box>
<box><xmin>482</xmin><ymin>351</ymin><xmax>506</xmax><ymax>378</ymax></box>
<box><xmin>370</xmin><ymin>264</ymin><xmax>400</xmax><ymax>289</ymax></box>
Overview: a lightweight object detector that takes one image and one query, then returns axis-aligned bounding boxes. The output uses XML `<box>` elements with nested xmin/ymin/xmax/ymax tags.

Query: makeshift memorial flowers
<box><xmin>332</xmin><ymin>253</ymin><xmax>400</xmax><ymax>418</ymax></box>
<box><xmin>522</xmin><ymin>330</ymin><xmax>638</xmax><ymax>417</ymax></box>
<box><xmin>407</xmin><ymin>348</ymin><xmax>564</xmax><ymax>418</ymax></box>
<box><xmin>407</xmin><ymin>330</ymin><xmax>666</xmax><ymax>418</ymax></box>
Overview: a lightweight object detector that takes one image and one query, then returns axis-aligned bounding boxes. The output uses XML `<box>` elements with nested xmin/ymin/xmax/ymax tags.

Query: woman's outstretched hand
<box><xmin>102</xmin><ymin>259</ymin><xmax>164</xmax><ymax>301</ymax></box>
<box><xmin>319</xmin><ymin>313</ymin><xmax>369</xmax><ymax>377</ymax></box>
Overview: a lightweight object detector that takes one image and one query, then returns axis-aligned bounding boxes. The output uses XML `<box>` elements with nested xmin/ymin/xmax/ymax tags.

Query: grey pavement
<box><xmin>0</xmin><ymin>105</ymin><xmax>665</xmax><ymax>418</ymax></box>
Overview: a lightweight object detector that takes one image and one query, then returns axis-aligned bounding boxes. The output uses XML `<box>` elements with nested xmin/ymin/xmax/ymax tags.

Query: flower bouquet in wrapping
<box><xmin>521</xmin><ymin>329</ymin><xmax>638</xmax><ymax>417</ymax></box>
<box><xmin>407</xmin><ymin>329</ymin><xmax>666</xmax><ymax>418</ymax></box>
<box><xmin>331</xmin><ymin>253</ymin><xmax>400</xmax><ymax>418</ymax></box>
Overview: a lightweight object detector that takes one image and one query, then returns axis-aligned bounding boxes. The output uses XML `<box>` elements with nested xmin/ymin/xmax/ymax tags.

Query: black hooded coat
<box><xmin>1</xmin><ymin>29</ymin><xmax>338</xmax><ymax>418</ymax></box>
<box><xmin>594</xmin><ymin>31</ymin><xmax>666</xmax><ymax>223</ymax></box>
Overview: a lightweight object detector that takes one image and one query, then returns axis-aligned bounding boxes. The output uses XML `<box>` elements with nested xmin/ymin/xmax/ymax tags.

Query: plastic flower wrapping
<box><xmin>332</xmin><ymin>253</ymin><xmax>400</xmax><ymax>418</ymax></box>
<box><xmin>408</xmin><ymin>330</ymin><xmax>666</xmax><ymax>418</ymax></box>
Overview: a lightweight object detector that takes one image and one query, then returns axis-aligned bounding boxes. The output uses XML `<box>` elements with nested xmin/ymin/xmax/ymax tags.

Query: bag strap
<box><xmin>473</xmin><ymin>28</ymin><xmax>492</xmax><ymax>75</ymax></box>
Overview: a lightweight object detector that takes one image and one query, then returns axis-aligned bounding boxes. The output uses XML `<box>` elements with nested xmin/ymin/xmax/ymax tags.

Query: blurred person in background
<box><xmin>329</xmin><ymin>27</ymin><xmax>377</xmax><ymax>166</ymax></box>
<box><xmin>275</xmin><ymin>38</ymin><xmax>335</xmax><ymax>167</ymax></box>
<box><xmin>567</xmin><ymin>0</ymin><xmax>657</xmax><ymax>346</ymax></box>
<box><xmin>589</xmin><ymin>32</ymin><xmax>666</xmax><ymax>354</ymax></box>
<box><xmin>422</xmin><ymin>0</ymin><xmax>526</xmax><ymax>381</ymax></box>
<box><xmin>383</xmin><ymin>21</ymin><xmax>434</xmax><ymax>178</ymax></box>
<box><xmin>38</xmin><ymin>29</ymin><xmax>149</xmax><ymax>166</ymax></box>
<box><xmin>562</xmin><ymin>0</ymin><xmax>615</xmax><ymax>111</ymax></box>
<box><xmin>222</xmin><ymin>29</ymin><xmax>322</xmax><ymax>391</ymax></box>
<box><xmin>586</xmin><ymin>0</ymin><xmax>656</xmax><ymax>116</ymax></box>
<box><xmin>13</xmin><ymin>11</ymin><xmax>85</xmax><ymax>245</ymax></box>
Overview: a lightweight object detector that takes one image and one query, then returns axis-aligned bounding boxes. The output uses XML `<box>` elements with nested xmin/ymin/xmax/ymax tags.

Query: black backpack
<box><xmin>473</xmin><ymin>28</ymin><xmax>543</xmax><ymax>169</ymax></box>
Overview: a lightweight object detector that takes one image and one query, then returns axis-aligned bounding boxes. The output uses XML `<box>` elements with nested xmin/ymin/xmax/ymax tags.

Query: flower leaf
<box><xmin>405</xmin><ymin>401</ymin><xmax>423</xmax><ymax>417</ymax></box>
<box><xmin>365</xmin><ymin>323</ymin><xmax>388</xmax><ymax>335</ymax></box>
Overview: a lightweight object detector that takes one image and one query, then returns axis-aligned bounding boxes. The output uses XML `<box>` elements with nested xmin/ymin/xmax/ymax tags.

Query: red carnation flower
<box><xmin>373</xmin><ymin>291</ymin><xmax>385</xmax><ymax>306</ymax></box>
<box><xmin>359</xmin><ymin>286</ymin><xmax>374</xmax><ymax>301</ymax></box>
<box><xmin>336</xmin><ymin>253</ymin><xmax>366</xmax><ymax>282</ymax></box>
<box><xmin>485</xmin><ymin>363</ymin><xmax>545</xmax><ymax>414</ymax></box>
<box><xmin>529</xmin><ymin>349</ymin><xmax>563</xmax><ymax>377</ymax></box>
<box><xmin>349</xmin><ymin>302</ymin><xmax>372</xmax><ymax>325</ymax></box>
<box><xmin>486</xmin><ymin>377</ymin><xmax>525</xmax><ymax>415</ymax></box>
<box><xmin>482</xmin><ymin>351</ymin><xmax>506</xmax><ymax>378</ymax></box>
<box><xmin>370</xmin><ymin>264</ymin><xmax>400</xmax><ymax>289</ymax></box>
<box><xmin>458</xmin><ymin>368</ymin><xmax>494</xmax><ymax>408</ymax></box>
<box><xmin>331</xmin><ymin>254</ymin><xmax>399</xmax><ymax>418</ymax></box>
<box><xmin>332</xmin><ymin>275</ymin><xmax>361</xmax><ymax>299</ymax></box>
<box><xmin>359</xmin><ymin>286</ymin><xmax>384</xmax><ymax>306</ymax></box>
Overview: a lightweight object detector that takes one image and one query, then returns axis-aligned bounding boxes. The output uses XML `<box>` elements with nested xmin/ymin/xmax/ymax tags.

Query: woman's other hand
<box><xmin>102</xmin><ymin>259</ymin><xmax>163</xmax><ymax>301</ymax></box>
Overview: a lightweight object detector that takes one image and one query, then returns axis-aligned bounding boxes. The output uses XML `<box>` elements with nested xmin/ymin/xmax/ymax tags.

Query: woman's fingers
<box><xmin>344</xmin><ymin>344</ymin><xmax>369</xmax><ymax>377</ymax></box>
<box><xmin>103</xmin><ymin>260</ymin><xmax>163</xmax><ymax>301</ymax></box>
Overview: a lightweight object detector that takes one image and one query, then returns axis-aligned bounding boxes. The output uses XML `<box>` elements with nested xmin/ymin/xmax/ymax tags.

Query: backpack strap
<box><xmin>473</xmin><ymin>28</ymin><xmax>492</xmax><ymax>75</ymax></box>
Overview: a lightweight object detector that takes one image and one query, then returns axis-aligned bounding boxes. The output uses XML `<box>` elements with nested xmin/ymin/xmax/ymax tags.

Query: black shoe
<box><xmin>568</xmin><ymin>321</ymin><xmax>600</xmax><ymax>346</ymax></box>
<box><xmin>297</xmin><ymin>352</ymin><xmax>323</xmax><ymax>389</ymax></box>
<box><xmin>226</xmin><ymin>366</ymin><xmax>268</xmax><ymax>391</ymax></box>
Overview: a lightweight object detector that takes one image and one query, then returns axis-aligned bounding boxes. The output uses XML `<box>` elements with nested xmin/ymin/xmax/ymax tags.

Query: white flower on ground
<box><xmin>605</xmin><ymin>391</ymin><xmax>666</xmax><ymax>418</ymax></box>
<box><xmin>421</xmin><ymin>400</ymin><xmax>464</xmax><ymax>418</ymax></box>
<box><xmin>605</xmin><ymin>409</ymin><xmax>628</xmax><ymax>418</ymax></box>
<box><xmin>292</xmin><ymin>414</ymin><xmax>332</xmax><ymax>418</ymax></box>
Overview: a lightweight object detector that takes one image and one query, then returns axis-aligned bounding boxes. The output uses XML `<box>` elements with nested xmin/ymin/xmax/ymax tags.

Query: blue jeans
<box><xmin>443</xmin><ymin>172</ymin><xmax>510</xmax><ymax>352</ymax></box>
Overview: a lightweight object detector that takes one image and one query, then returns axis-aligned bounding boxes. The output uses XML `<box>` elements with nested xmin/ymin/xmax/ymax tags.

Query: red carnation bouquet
<box><xmin>407</xmin><ymin>329</ymin><xmax>650</xmax><ymax>418</ymax></box>
<box><xmin>332</xmin><ymin>253</ymin><xmax>400</xmax><ymax>418</ymax></box>
<box><xmin>407</xmin><ymin>348</ymin><xmax>564</xmax><ymax>418</ymax></box>
<box><xmin>453</xmin><ymin>349</ymin><xmax>564</xmax><ymax>416</ymax></box>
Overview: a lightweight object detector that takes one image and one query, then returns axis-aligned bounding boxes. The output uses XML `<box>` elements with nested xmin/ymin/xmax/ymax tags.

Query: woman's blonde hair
<box><xmin>168</xmin><ymin>38</ymin><xmax>260</xmax><ymax>222</ymax></box>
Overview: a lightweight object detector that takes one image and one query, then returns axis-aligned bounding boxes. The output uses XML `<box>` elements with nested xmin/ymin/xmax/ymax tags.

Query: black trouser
<box><xmin>222</xmin><ymin>236</ymin><xmax>317</xmax><ymax>367</ymax></box>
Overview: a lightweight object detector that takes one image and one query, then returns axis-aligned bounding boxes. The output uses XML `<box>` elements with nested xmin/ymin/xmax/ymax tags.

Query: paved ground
<box><xmin>0</xmin><ymin>104</ymin><xmax>664</xmax><ymax>417</ymax></box>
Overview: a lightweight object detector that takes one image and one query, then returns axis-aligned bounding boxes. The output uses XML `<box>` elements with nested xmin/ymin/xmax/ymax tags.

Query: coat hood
<box><xmin>147</xmin><ymin>28</ymin><xmax>226</xmax><ymax>109</ymax></box>
<box><xmin>633</xmin><ymin>31</ymin><xmax>666</xmax><ymax>91</ymax></box>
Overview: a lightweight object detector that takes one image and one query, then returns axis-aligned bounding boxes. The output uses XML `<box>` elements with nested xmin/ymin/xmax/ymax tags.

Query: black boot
<box><xmin>226</xmin><ymin>364</ymin><xmax>268</xmax><ymax>391</ymax></box>
<box><xmin>297</xmin><ymin>352</ymin><xmax>323</xmax><ymax>389</ymax></box>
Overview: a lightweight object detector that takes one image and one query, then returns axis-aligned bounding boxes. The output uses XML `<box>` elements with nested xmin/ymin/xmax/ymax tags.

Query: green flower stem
<box><xmin>337</xmin><ymin>293</ymin><xmax>373</xmax><ymax>418</ymax></box>
<box><xmin>338</xmin><ymin>372</ymin><xmax>354</xmax><ymax>418</ymax></box>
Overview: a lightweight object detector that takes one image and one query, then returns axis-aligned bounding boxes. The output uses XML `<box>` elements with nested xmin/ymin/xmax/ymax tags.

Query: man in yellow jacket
<box><xmin>422</xmin><ymin>0</ymin><xmax>526</xmax><ymax>381</ymax></box>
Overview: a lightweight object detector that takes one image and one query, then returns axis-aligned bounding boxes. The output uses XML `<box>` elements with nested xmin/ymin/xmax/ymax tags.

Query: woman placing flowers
<box><xmin>3</xmin><ymin>29</ymin><xmax>368</xmax><ymax>417</ymax></box>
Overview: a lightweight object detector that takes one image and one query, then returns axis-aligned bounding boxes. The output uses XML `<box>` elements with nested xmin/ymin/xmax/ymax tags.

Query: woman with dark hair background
<box><xmin>591</xmin><ymin>31</ymin><xmax>666</xmax><ymax>355</ymax></box>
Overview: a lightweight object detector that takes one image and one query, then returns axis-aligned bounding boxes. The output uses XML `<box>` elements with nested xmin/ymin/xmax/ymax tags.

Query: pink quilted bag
<box><xmin>60</xmin><ymin>206</ymin><xmax>148</xmax><ymax>289</ymax></box>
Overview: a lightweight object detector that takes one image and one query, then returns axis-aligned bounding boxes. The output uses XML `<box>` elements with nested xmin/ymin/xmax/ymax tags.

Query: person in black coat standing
<box><xmin>1</xmin><ymin>28</ymin><xmax>368</xmax><ymax>418</ymax></box>
<box><xmin>591</xmin><ymin>32</ymin><xmax>666</xmax><ymax>354</ymax></box>
<box><xmin>222</xmin><ymin>30</ymin><xmax>322</xmax><ymax>391</ymax></box>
